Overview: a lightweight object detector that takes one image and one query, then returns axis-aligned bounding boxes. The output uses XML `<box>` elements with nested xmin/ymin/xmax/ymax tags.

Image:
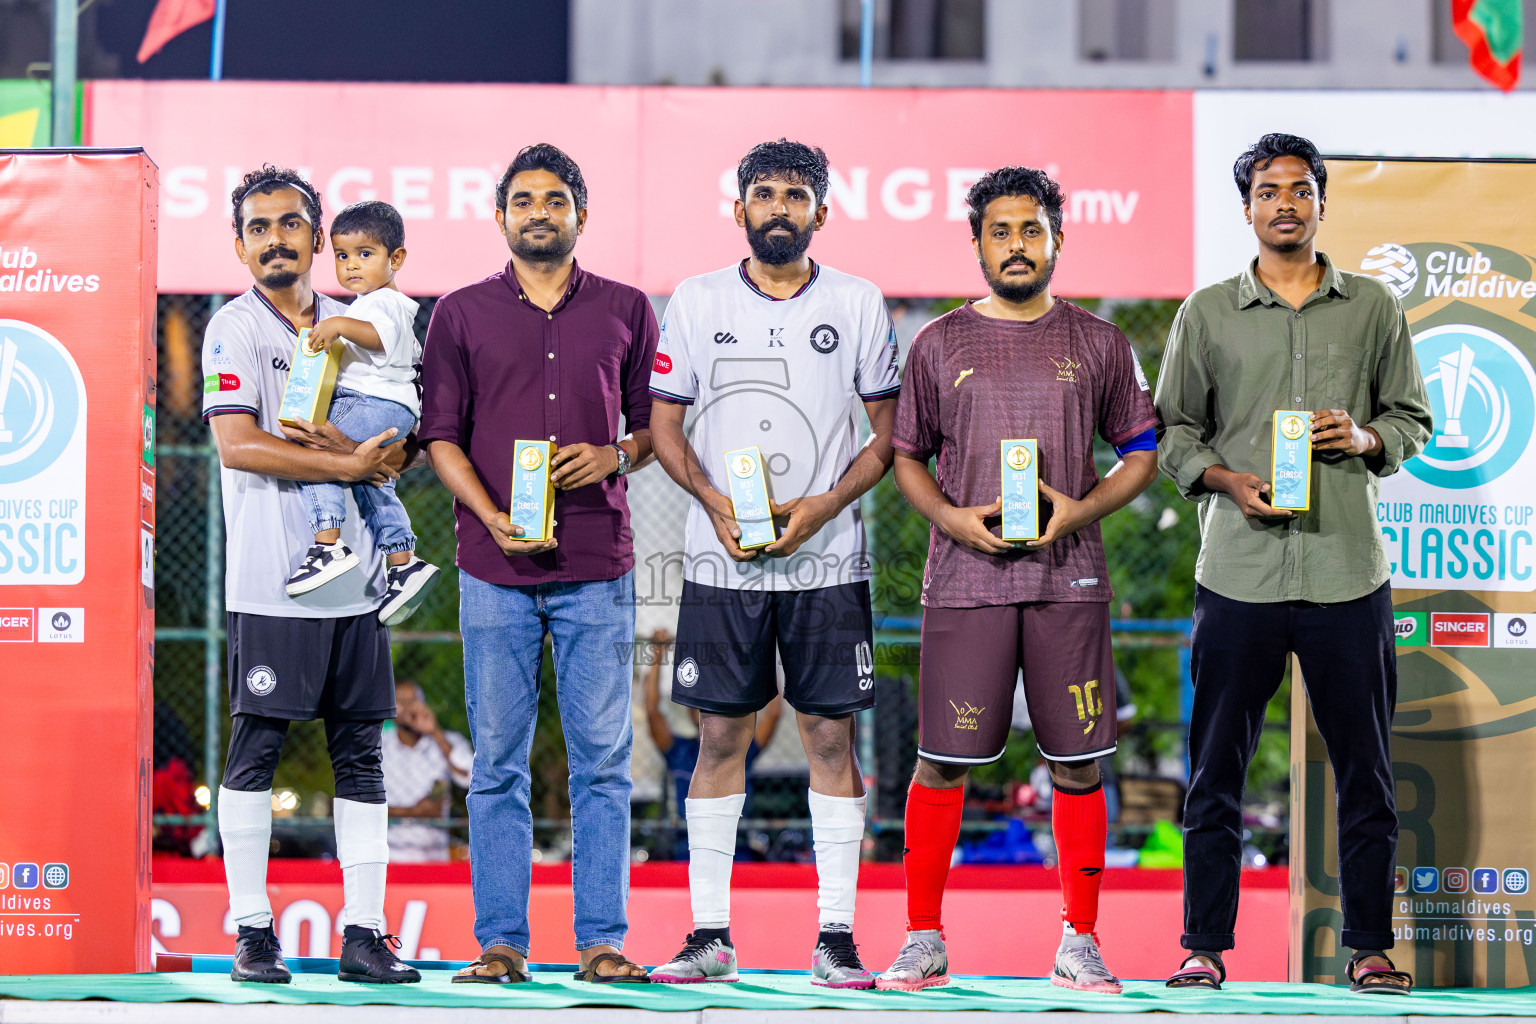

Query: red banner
<box><xmin>0</xmin><ymin>149</ymin><xmax>158</xmax><ymax>972</ymax></box>
<box><xmin>150</xmin><ymin>862</ymin><xmax>1287</xmax><ymax>981</ymax></box>
<box><xmin>85</xmin><ymin>83</ymin><xmax>1192</xmax><ymax>299</ymax></box>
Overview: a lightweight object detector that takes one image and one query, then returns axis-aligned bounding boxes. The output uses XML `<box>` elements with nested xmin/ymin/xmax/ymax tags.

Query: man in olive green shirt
<box><xmin>1155</xmin><ymin>134</ymin><xmax>1430</xmax><ymax>995</ymax></box>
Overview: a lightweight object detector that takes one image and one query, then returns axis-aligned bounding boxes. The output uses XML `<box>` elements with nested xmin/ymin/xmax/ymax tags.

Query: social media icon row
<box><xmin>1394</xmin><ymin>865</ymin><xmax>1528</xmax><ymax>895</ymax></box>
<box><xmin>0</xmin><ymin>863</ymin><xmax>69</xmax><ymax>889</ymax></box>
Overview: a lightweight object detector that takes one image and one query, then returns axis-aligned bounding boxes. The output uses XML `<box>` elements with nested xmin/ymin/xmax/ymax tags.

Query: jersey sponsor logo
<box><xmin>1050</xmin><ymin>356</ymin><xmax>1082</xmax><ymax>384</ymax></box>
<box><xmin>202</xmin><ymin>373</ymin><xmax>241</xmax><ymax>394</ymax></box>
<box><xmin>1131</xmin><ymin>348</ymin><xmax>1150</xmax><ymax>391</ymax></box>
<box><xmin>950</xmin><ymin>700</ymin><xmax>985</xmax><ymax>731</ymax></box>
<box><xmin>653</xmin><ymin>352</ymin><xmax>673</xmax><ymax>374</ymax></box>
<box><xmin>245</xmin><ymin>664</ymin><xmax>278</xmax><ymax>696</ymax></box>
<box><xmin>809</xmin><ymin>324</ymin><xmax>839</xmax><ymax>354</ymax></box>
<box><xmin>676</xmin><ymin>657</ymin><xmax>699</xmax><ymax>688</ymax></box>
<box><xmin>953</xmin><ymin>368</ymin><xmax>974</xmax><ymax>388</ymax></box>
<box><xmin>271</xmin><ymin>356</ymin><xmax>290</xmax><ymax>373</ymax></box>
<box><xmin>767</xmin><ymin>327</ymin><xmax>785</xmax><ymax>348</ymax></box>
<box><xmin>713</xmin><ymin>331</ymin><xmax>739</xmax><ymax>345</ymax></box>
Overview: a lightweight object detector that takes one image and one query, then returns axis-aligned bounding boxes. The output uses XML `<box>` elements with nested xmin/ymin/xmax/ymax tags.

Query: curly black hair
<box><xmin>1233</xmin><ymin>133</ymin><xmax>1327</xmax><ymax>202</ymax></box>
<box><xmin>495</xmin><ymin>143</ymin><xmax>588</xmax><ymax>213</ymax></box>
<box><xmin>737</xmin><ymin>138</ymin><xmax>829</xmax><ymax>205</ymax></box>
<box><xmin>330</xmin><ymin>200</ymin><xmax>405</xmax><ymax>253</ymax></box>
<box><xmin>965</xmin><ymin>166</ymin><xmax>1065</xmax><ymax>239</ymax></box>
<box><xmin>230</xmin><ymin>164</ymin><xmax>323</xmax><ymax>238</ymax></box>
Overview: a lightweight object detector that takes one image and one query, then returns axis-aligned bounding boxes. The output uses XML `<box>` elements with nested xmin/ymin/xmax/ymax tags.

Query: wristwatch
<box><xmin>609</xmin><ymin>443</ymin><xmax>632</xmax><ymax>476</ymax></box>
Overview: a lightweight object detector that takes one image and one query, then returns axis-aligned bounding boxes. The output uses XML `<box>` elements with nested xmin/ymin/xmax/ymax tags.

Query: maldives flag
<box><xmin>136</xmin><ymin>0</ymin><xmax>217</xmax><ymax>63</ymax></box>
<box><xmin>1453</xmin><ymin>0</ymin><xmax>1522</xmax><ymax>91</ymax></box>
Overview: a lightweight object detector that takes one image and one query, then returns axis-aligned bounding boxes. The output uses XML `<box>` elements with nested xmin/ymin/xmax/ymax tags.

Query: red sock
<box><xmin>903</xmin><ymin>781</ymin><xmax>965</xmax><ymax>933</ymax></box>
<box><xmin>1052</xmin><ymin>784</ymin><xmax>1107</xmax><ymax>934</ymax></box>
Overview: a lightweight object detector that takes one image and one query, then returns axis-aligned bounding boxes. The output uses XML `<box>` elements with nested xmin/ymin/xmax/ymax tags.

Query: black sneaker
<box><xmin>231</xmin><ymin>924</ymin><xmax>291</xmax><ymax>983</ymax></box>
<box><xmin>378</xmin><ymin>556</ymin><xmax>442</xmax><ymax>627</ymax></box>
<box><xmin>285</xmin><ymin>542</ymin><xmax>360</xmax><ymax>597</ymax></box>
<box><xmin>338</xmin><ymin>926</ymin><xmax>422</xmax><ymax>984</ymax></box>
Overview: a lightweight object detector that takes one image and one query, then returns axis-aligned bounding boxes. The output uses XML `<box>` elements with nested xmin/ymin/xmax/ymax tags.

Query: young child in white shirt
<box><xmin>284</xmin><ymin>201</ymin><xmax>440</xmax><ymax>625</ymax></box>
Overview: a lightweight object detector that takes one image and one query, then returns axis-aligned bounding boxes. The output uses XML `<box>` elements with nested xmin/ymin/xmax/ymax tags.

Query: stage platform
<box><xmin>0</xmin><ymin>961</ymin><xmax>1533</xmax><ymax>1023</ymax></box>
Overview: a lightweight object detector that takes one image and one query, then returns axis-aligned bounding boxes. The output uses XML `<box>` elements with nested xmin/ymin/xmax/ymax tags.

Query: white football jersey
<box><xmin>201</xmin><ymin>288</ymin><xmax>387</xmax><ymax>617</ymax></box>
<box><xmin>649</xmin><ymin>261</ymin><xmax>900</xmax><ymax>592</ymax></box>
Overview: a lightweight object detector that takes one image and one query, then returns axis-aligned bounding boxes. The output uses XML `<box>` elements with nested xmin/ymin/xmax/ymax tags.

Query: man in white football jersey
<box><xmin>647</xmin><ymin>139</ymin><xmax>900</xmax><ymax>988</ymax></box>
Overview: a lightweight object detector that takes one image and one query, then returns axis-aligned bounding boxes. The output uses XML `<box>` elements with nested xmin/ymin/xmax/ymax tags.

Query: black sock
<box><xmin>694</xmin><ymin>926</ymin><xmax>731</xmax><ymax>946</ymax></box>
<box><xmin>819</xmin><ymin>923</ymin><xmax>854</xmax><ymax>944</ymax></box>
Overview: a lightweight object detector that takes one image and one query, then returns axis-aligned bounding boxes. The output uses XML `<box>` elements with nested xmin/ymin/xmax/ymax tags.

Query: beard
<box><xmin>257</xmin><ymin>244</ymin><xmax>301</xmax><ymax>289</ymax></box>
<box><xmin>745</xmin><ymin>214</ymin><xmax>814</xmax><ymax>266</ymax></box>
<box><xmin>982</xmin><ymin>252</ymin><xmax>1056</xmax><ymax>304</ymax></box>
<box><xmin>508</xmin><ymin>222</ymin><xmax>577</xmax><ymax>263</ymax></box>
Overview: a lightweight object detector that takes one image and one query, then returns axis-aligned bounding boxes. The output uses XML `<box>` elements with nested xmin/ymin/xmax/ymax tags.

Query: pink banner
<box><xmin>87</xmin><ymin>82</ymin><xmax>1192</xmax><ymax>299</ymax></box>
<box><xmin>150</xmin><ymin>862</ymin><xmax>1286</xmax><ymax>980</ymax></box>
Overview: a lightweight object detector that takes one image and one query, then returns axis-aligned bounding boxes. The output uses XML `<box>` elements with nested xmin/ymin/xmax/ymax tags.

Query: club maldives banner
<box><xmin>0</xmin><ymin>149</ymin><xmax>158</xmax><ymax>972</ymax></box>
<box><xmin>82</xmin><ymin>82</ymin><xmax>1192</xmax><ymax>299</ymax></box>
<box><xmin>1290</xmin><ymin>159</ymin><xmax>1536</xmax><ymax>987</ymax></box>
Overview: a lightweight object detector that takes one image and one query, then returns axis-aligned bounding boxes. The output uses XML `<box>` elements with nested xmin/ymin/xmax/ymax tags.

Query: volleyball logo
<box><xmin>1360</xmin><ymin>243</ymin><xmax>1419</xmax><ymax>300</ymax></box>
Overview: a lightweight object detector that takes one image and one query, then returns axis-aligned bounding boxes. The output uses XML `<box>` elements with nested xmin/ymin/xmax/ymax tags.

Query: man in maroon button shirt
<box><xmin>875</xmin><ymin>167</ymin><xmax>1159</xmax><ymax>994</ymax></box>
<box><xmin>419</xmin><ymin>144</ymin><xmax>656</xmax><ymax>984</ymax></box>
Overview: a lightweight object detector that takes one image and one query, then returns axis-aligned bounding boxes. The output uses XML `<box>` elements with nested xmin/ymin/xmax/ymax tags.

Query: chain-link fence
<box><xmin>152</xmin><ymin>293</ymin><xmax>1291</xmax><ymax>866</ymax></box>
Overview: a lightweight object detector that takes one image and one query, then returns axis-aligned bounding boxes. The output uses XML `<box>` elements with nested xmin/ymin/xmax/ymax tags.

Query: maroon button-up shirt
<box><xmin>419</xmin><ymin>260</ymin><xmax>659</xmax><ymax>585</ymax></box>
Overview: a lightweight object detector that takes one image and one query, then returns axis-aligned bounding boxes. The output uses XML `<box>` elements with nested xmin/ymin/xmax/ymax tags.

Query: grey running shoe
<box><xmin>875</xmin><ymin>931</ymin><xmax>949</xmax><ymax>991</ymax></box>
<box><xmin>811</xmin><ymin>928</ymin><xmax>875</xmax><ymax>989</ymax></box>
<box><xmin>651</xmin><ymin>930</ymin><xmax>739</xmax><ymax>983</ymax></box>
<box><xmin>1051</xmin><ymin>924</ymin><xmax>1122</xmax><ymax>994</ymax></box>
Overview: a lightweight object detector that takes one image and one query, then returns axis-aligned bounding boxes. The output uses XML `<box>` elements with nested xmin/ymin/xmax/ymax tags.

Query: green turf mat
<box><xmin>0</xmin><ymin>972</ymin><xmax>1533</xmax><ymax>1014</ymax></box>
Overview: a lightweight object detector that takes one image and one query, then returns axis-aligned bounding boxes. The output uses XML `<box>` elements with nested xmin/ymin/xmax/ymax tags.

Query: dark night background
<box><xmin>0</xmin><ymin>0</ymin><xmax>570</xmax><ymax>82</ymax></box>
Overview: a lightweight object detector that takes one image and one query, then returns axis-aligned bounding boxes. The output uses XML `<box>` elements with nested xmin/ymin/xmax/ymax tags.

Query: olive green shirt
<box><xmin>1154</xmin><ymin>252</ymin><xmax>1433</xmax><ymax>604</ymax></box>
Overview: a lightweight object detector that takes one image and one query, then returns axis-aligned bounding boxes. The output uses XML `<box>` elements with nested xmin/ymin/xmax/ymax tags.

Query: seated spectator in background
<box><xmin>641</xmin><ymin>629</ymin><xmax>784</xmax><ymax>852</ymax></box>
<box><xmin>383</xmin><ymin>680</ymin><xmax>473</xmax><ymax>862</ymax></box>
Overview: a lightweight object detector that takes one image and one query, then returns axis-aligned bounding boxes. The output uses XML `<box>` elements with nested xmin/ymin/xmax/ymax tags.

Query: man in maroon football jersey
<box><xmin>876</xmin><ymin>167</ymin><xmax>1158</xmax><ymax>994</ymax></box>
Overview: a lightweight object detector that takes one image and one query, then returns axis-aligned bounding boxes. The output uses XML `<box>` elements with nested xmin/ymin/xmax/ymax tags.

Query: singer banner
<box><xmin>1291</xmin><ymin>158</ymin><xmax>1536</xmax><ymax>987</ymax></box>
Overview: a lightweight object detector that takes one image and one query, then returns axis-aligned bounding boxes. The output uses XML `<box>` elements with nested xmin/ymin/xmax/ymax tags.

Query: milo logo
<box><xmin>1394</xmin><ymin>612</ymin><xmax>1427</xmax><ymax>648</ymax></box>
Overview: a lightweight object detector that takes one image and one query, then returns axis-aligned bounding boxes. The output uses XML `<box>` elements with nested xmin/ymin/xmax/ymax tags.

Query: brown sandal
<box><xmin>573</xmin><ymin>951</ymin><xmax>650</xmax><ymax>984</ymax></box>
<box><xmin>452</xmin><ymin>949</ymin><xmax>532</xmax><ymax>984</ymax></box>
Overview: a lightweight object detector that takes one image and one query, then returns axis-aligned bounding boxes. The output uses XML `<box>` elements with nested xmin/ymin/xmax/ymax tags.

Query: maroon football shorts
<box><xmin>917</xmin><ymin>602</ymin><xmax>1118</xmax><ymax>764</ymax></box>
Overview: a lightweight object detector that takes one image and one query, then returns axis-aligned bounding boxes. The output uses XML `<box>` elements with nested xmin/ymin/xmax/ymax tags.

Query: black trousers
<box><xmin>1182</xmin><ymin>583</ymin><xmax>1397</xmax><ymax>952</ymax></box>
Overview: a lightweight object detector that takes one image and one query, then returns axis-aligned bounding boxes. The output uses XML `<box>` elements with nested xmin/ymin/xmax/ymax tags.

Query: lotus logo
<box><xmin>1360</xmin><ymin>243</ymin><xmax>1419</xmax><ymax>299</ymax></box>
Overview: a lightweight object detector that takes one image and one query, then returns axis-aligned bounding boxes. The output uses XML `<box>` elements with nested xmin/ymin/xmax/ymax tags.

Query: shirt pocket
<box><xmin>571</xmin><ymin>335</ymin><xmax>628</xmax><ymax>408</ymax></box>
<box><xmin>1324</xmin><ymin>332</ymin><xmax>1374</xmax><ymax>406</ymax></box>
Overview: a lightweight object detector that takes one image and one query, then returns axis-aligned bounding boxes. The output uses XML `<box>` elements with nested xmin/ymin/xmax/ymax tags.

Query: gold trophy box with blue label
<box><xmin>1270</xmin><ymin>410</ymin><xmax>1312</xmax><ymax>511</ymax></box>
<box><xmin>1000</xmin><ymin>439</ymin><xmax>1039</xmax><ymax>542</ymax></box>
<box><xmin>725</xmin><ymin>446</ymin><xmax>776</xmax><ymax>550</ymax></box>
<box><xmin>277</xmin><ymin>328</ymin><xmax>341</xmax><ymax>427</ymax></box>
<box><xmin>511</xmin><ymin>440</ymin><xmax>556</xmax><ymax>542</ymax></box>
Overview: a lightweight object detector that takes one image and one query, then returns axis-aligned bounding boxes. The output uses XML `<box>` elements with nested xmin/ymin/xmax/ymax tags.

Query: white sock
<box><xmin>218</xmin><ymin>787</ymin><xmax>274</xmax><ymax>929</ymax></box>
<box><xmin>808</xmin><ymin>790</ymin><xmax>866</xmax><ymax>927</ymax></box>
<box><xmin>334</xmin><ymin>798</ymin><xmax>389</xmax><ymax>932</ymax></box>
<box><xmin>686</xmin><ymin>793</ymin><xmax>745</xmax><ymax>929</ymax></box>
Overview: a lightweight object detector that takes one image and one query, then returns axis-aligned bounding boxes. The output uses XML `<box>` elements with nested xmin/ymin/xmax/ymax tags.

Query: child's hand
<box><xmin>304</xmin><ymin>319</ymin><xmax>342</xmax><ymax>355</ymax></box>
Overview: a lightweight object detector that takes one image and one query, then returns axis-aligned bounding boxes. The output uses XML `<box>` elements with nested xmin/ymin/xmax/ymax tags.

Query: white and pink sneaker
<box><xmin>650</xmin><ymin>930</ymin><xmax>739</xmax><ymax>984</ymax></box>
<box><xmin>1051</xmin><ymin>924</ymin><xmax>1122</xmax><ymax>994</ymax></box>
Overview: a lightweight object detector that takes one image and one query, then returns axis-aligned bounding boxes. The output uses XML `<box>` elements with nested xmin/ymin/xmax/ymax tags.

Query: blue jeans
<box><xmin>460</xmin><ymin>567</ymin><xmax>636</xmax><ymax>954</ymax></box>
<box><xmin>300</xmin><ymin>387</ymin><xmax>417</xmax><ymax>554</ymax></box>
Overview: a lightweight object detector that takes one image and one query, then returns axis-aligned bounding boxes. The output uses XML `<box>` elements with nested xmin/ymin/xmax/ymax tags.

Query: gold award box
<box><xmin>510</xmin><ymin>441</ymin><xmax>556</xmax><ymax>543</ymax></box>
<box><xmin>724</xmin><ymin>446</ymin><xmax>776</xmax><ymax>550</ymax></box>
<box><xmin>277</xmin><ymin>328</ymin><xmax>340</xmax><ymax>427</ymax></box>
<box><xmin>1270</xmin><ymin>410</ymin><xmax>1312</xmax><ymax>511</ymax></box>
<box><xmin>1000</xmin><ymin>439</ymin><xmax>1040</xmax><ymax>542</ymax></box>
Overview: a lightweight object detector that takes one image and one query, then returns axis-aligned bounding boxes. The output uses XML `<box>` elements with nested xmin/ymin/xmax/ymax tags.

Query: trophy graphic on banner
<box><xmin>0</xmin><ymin>337</ymin><xmax>17</xmax><ymax>443</ymax></box>
<box><xmin>1436</xmin><ymin>342</ymin><xmax>1475</xmax><ymax>449</ymax></box>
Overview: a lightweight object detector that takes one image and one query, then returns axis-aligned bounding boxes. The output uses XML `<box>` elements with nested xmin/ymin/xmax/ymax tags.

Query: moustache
<box><xmin>1001</xmin><ymin>256</ymin><xmax>1036</xmax><ymax>272</ymax></box>
<box><xmin>759</xmin><ymin>218</ymin><xmax>798</xmax><ymax>234</ymax></box>
<box><xmin>259</xmin><ymin>246</ymin><xmax>300</xmax><ymax>265</ymax></box>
